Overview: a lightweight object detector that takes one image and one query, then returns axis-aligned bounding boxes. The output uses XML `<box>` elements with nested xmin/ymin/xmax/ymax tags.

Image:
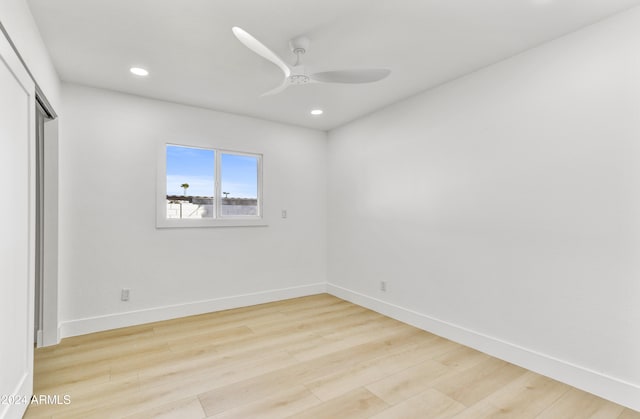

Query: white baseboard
<box><xmin>327</xmin><ymin>283</ymin><xmax>640</xmax><ymax>412</ymax></box>
<box><xmin>0</xmin><ymin>372</ymin><xmax>31</xmax><ymax>419</ymax></box>
<box><xmin>59</xmin><ymin>283</ymin><xmax>326</xmax><ymax>339</ymax></box>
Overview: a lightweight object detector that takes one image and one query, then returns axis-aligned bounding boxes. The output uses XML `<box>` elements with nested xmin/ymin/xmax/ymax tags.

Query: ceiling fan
<box><xmin>232</xmin><ymin>27</ymin><xmax>391</xmax><ymax>96</ymax></box>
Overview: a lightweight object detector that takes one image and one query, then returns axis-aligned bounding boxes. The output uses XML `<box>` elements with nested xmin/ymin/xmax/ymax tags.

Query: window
<box><xmin>157</xmin><ymin>143</ymin><xmax>263</xmax><ymax>228</ymax></box>
<box><xmin>220</xmin><ymin>152</ymin><xmax>259</xmax><ymax>217</ymax></box>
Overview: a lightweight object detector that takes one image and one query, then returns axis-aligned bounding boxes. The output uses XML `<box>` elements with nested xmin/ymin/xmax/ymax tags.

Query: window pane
<box><xmin>220</xmin><ymin>153</ymin><xmax>259</xmax><ymax>216</ymax></box>
<box><xmin>166</xmin><ymin>145</ymin><xmax>214</xmax><ymax>219</ymax></box>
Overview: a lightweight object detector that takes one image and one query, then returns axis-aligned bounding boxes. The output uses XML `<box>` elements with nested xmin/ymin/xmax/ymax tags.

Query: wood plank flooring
<box><xmin>24</xmin><ymin>294</ymin><xmax>639</xmax><ymax>418</ymax></box>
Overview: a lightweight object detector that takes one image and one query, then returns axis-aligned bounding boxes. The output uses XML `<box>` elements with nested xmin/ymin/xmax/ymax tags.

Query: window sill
<box><xmin>156</xmin><ymin>217</ymin><xmax>267</xmax><ymax>229</ymax></box>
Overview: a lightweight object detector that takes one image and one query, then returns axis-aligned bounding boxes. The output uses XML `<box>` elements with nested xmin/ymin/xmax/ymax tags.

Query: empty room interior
<box><xmin>2</xmin><ymin>0</ymin><xmax>640</xmax><ymax>418</ymax></box>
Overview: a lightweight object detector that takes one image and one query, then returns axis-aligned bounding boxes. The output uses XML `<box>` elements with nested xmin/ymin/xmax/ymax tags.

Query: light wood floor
<box><xmin>25</xmin><ymin>294</ymin><xmax>639</xmax><ymax>419</ymax></box>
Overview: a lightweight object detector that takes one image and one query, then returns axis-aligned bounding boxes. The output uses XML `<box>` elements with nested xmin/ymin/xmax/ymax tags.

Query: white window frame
<box><xmin>156</xmin><ymin>142</ymin><xmax>265</xmax><ymax>228</ymax></box>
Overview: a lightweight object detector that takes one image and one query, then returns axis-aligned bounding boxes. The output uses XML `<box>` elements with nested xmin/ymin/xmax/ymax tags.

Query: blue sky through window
<box><xmin>221</xmin><ymin>153</ymin><xmax>258</xmax><ymax>199</ymax></box>
<box><xmin>166</xmin><ymin>145</ymin><xmax>214</xmax><ymax>196</ymax></box>
<box><xmin>166</xmin><ymin>145</ymin><xmax>258</xmax><ymax>198</ymax></box>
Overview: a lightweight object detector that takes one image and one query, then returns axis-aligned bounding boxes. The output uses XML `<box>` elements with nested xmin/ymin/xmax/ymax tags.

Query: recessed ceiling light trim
<box><xmin>130</xmin><ymin>67</ymin><xmax>149</xmax><ymax>76</ymax></box>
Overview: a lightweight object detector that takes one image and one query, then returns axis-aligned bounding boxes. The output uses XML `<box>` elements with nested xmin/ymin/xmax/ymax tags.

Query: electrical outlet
<box><xmin>121</xmin><ymin>288</ymin><xmax>130</xmax><ymax>302</ymax></box>
<box><xmin>380</xmin><ymin>281</ymin><xmax>387</xmax><ymax>292</ymax></box>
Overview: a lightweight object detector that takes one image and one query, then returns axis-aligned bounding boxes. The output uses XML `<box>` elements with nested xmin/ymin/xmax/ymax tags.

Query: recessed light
<box><xmin>310</xmin><ymin>109</ymin><xmax>323</xmax><ymax>116</ymax></box>
<box><xmin>130</xmin><ymin>67</ymin><xmax>149</xmax><ymax>76</ymax></box>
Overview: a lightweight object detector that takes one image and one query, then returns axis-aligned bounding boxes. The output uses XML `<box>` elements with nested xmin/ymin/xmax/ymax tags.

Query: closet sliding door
<box><xmin>0</xmin><ymin>25</ymin><xmax>37</xmax><ymax>419</ymax></box>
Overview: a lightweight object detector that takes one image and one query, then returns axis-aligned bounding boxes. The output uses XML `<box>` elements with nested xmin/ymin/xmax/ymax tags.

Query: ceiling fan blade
<box><xmin>261</xmin><ymin>79</ymin><xmax>290</xmax><ymax>97</ymax></box>
<box><xmin>232</xmin><ymin>27</ymin><xmax>291</xmax><ymax>78</ymax></box>
<box><xmin>310</xmin><ymin>68</ymin><xmax>390</xmax><ymax>84</ymax></box>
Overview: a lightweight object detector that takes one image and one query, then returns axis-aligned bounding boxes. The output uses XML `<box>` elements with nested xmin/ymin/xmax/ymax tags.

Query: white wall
<box><xmin>59</xmin><ymin>83</ymin><xmax>327</xmax><ymax>335</ymax></box>
<box><xmin>327</xmin><ymin>6</ymin><xmax>640</xmax><ymax>411</ymax></box>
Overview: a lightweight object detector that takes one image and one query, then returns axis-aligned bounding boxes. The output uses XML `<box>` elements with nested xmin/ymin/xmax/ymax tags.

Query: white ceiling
<box><xmin>27</xmin><ymin>0</ymin><xmax>640</xmax><ymax>131</ymax></box>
